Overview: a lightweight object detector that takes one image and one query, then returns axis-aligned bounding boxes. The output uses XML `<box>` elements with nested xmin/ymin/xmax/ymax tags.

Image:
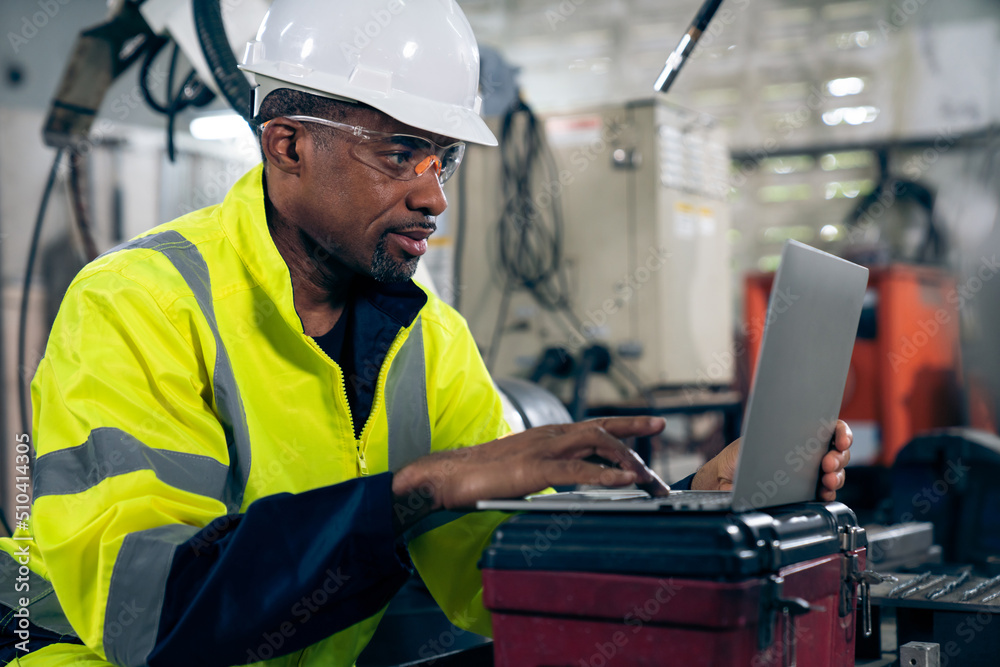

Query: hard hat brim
<box><xmin>241</xmin><ymin>66</ymin><xmax>498</xmax><ymax>147</ymax></box>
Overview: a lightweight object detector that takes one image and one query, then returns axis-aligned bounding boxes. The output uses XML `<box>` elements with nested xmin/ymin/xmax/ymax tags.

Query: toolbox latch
<box><xmin>840</xmin><ymin>552</ymin><xmax>897</xmax><ymax>637</ymax></box>
<box><xmin>839</xmin><ymin>525</ymin><xmax>866</xmax><ymax>552</ymax></box>
<box><xmin>759</xmin><ymin>575</ymin><xmax>826</xmax><ymax>667</ymax></box>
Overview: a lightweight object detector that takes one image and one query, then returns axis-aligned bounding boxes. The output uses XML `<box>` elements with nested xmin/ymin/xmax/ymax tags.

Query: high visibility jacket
<box><xmin>0</xmin><ymin>164</ymin><xmax>510</xmax><ymax>666</ymax></box>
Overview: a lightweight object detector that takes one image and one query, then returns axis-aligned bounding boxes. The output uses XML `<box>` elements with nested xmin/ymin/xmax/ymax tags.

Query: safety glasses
<box><xmin>262</xmin><ymin>115</ymin><xmax>466</xmax><ymax>185</ymax></box>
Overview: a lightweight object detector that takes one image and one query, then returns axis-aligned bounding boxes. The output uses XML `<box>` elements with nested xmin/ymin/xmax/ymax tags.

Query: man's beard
<box><xmin>370</xmin><ymin>233</ymin><xmax>420</xmax><ymax>283</ymax></box>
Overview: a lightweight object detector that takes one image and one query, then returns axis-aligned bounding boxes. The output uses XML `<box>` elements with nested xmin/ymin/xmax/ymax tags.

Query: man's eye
<box><xmin>384</xmin><ymin>151</ymin><xmax>413</xmax><ymax>166</ymax></box>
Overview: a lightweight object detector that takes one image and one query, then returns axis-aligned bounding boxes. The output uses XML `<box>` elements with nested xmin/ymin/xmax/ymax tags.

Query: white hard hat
<box><xmin>239</xmin><ymin>0</ymin><xmax>497</xmax><ymax>147</ymax></box>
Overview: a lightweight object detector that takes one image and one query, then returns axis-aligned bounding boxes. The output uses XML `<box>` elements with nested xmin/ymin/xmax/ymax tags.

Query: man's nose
<box><xmin>406</xmin><ymin>168</ymin><xmax>448</xmax><ymax>217</ymax></box>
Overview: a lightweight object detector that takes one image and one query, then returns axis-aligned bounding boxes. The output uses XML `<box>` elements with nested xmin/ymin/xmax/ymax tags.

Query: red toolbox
<box><xmin>481</xmin><ymin>502</ymin><xmax>867</xmax><ymax>666</ymax></box>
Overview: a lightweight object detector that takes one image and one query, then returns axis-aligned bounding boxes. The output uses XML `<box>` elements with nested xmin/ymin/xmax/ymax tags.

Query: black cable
<box><xmin>493</xmin><ymin>99</ymin><xmax>572</xmax><ymax>314</ymax></box>
<box><xmin>69</xmin><ymin>151</ymin><xmax>99</xmax><ymax>261</ymax></box>
<box><xmin>486</xmin><ymin>99</ymin><xmax>652</xmax><ymax>405</ymax></box>
<box><xmin>193</xmin><ymin>0</ymin><xmax>253</xmax><ymax>121</ymax></box>
<box><xmin>490</xmin><ymin>97</ymin><xmax>573</xmax><ymax>369</ymax></box>
<box><xmin>846</xmin><ymin>175</ymin><xmax>945</xmax><ymax>264</ymax></box>
<box><xmin>18</xmin><ymin>149</ymin><xmax>65</xmax><ymax>439</ymax></box>
<box><xmin>165</xmin><ymin>43</ymin><xmax>181</xmax><ymax>162</ymax></box>
<box><xmin>139</xmin><ymin>35</ymin><xmax>172</xmax><ymax>115</ymax></box>
<box><xmin>489</xmin><ymin>98</ymin><xmax>652</xmax><ymax>406</ymax></box>
<box><xmin>167</xmin><ymin>69</ymin><xmax>211</xmax><ymax>163</ymax></box>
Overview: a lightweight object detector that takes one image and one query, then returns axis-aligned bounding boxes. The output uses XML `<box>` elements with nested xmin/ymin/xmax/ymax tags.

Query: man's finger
<box><xmin>588</xmin><ymin>441</ymin><xmax>670</xmax><ymax>491</ymax></box>
<box><xmin>585</xmin><ymin>416</ymin><xmax>666</xmax><ymax>440</ymax></box>
<box><xmin>545</xmin><ymin>421</ymin><xmax>670</xmax><ymax>494</ymax></box>
<box><xmin>552</xmin><ymin>422</ymin><xmax>632</xmax><ymax>458</ymax></box>
<box><xmin>822</xmin><ymin>449</ymin><xmax>849</xmax><ymax>473</ymax></box>
<box><xmin>833</xmin><ymin>420</ymin><xmax>853</xmax><ymax>451</ymax></box>
<box><xmin>821</xmin><ymin>470</ymin><xmax>845</xmax><ymax>492</ymax></box>
<box><xmin>539</xmin><ymin>458</ymin><xmax>637</xmax><ymax>489</ymax></box>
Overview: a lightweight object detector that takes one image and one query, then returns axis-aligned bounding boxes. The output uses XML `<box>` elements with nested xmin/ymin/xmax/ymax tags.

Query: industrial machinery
<box><xmin>852</xmin><ymin>429</ymin><xmax>1000</xmax><ymax>665</ymax></box>
<box><xmin>745</xmin><ymin>263</ymin><xmax>963</xmax><ymax>466</ymax></box>
<box><xmin>454</xmin><ymin>98</ymin><xmax>734</xmax><ymax>405</ymax></box>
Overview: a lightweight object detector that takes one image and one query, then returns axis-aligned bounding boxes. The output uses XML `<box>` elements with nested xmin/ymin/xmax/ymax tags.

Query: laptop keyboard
<box><xmin>655</xmin><ymin>491</ymin><xmax>733</xmax><ymax>511</ymax></box>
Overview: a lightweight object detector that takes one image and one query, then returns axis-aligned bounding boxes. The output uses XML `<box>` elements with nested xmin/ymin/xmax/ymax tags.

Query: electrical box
<box><xmin>453</xmin><ymin>98</ymin><xmax>733</xmax><ymax>399</ymax></box>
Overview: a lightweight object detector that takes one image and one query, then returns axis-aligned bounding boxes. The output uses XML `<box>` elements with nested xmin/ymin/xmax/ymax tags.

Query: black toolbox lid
<box><xmin>480</xmin><ymin>501</ymin><xmax>862</xmax><ymax>579</ymax></box>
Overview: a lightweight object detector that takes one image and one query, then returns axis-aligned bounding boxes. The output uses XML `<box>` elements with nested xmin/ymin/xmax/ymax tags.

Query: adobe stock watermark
<box><xmin>936</xmin><ymin>611</ymin><xmax>994</xmax><ymax>667</ymax></box>
<box><xmin>681</xmin><ymin>285</ymin><xmax>800</xmax><ymax>403</ymax></box>
<box><xmin>844</xmin><ymin>128</ymin><xmax>958</xmax><ymax>248</ymax></box>
<box><xmin>7</xmin><ymin>0</ymin><xmax>73</xmax><ymax>54</ymax></box>
<box><xmin>866</xmin><ymin>457</ymin><xmax>970</xmax><ymax>562</ymax></box>
<box><xmin>244</xmin><ymin>567</ymin><xmax>352</xmax><ymax>662</ymax></box>
<box><xmin>566</xmin><ymin>246</ymin><xmax>672</xmax><ymax>351</ymax></box>
<box><xmin>901</xmin><ymin>128</ymin><xmax>959</xmax><ymax>181</ymax></box>
<box><xmin>888</xmin><ymin>254</ymin><xmax>999</xmax><ymax>372</ymax></box>
<box><xmin>518</xmin><ymin>114</ymin><xmax>626</xmax><ymax>217</ymax></box>
<box><xmin>727</xmin><ymin>86</ymin><xmax>838</xmax><ymax>196</ymax></box>
<box><xmin>519</xmin><ymin>507</ymin><xmax>584</xmax><ymax>567</ymax></box>
<box><xmin>546</xmin><ymin>0</ymin><xmax>587</xmax><ymax>31</ymax></box>
<box><xmin>34</xmin><ymin>62</ymin><xmax>172</xmax><ymax>164</ymax></box>
<box><xmin>727</xmin><ymin>417</ymin><xmax>838</xmax><ymax>511</ymax></box>
<box><xmin>877</xmin><ymin>0</ymin><xmax>932</xmax><ymax>37</ymax></box>
<box><xmin>102</xmin><ymin>599</ymin><xmax>146</xmax><ymax>648</ymax></box>
<box><xmin>392</xmin><ymin>447</ymin><xmax>484</xmax><ymax>528</ymax></box>
<box><xmin>895</xmin><ymin>458</ymin><xmax>969</xmax><ymax>521</ymax></box>
<box><xmin>579</xmin><ymin>578</ymin><xmax>682</xmax><ymax>667</ymax></box>
<box><xmin>752</xmin><ymin>617</ymin><xmax>811</xmax><ymax>667</ymax></box>
<box><xmin>688</xmin><ymin>0</ymin><xmax>752</xmax><ymax>62</ymax></box>
<box><xmin>339</xmin><ymin>0</ymin><xmax>407</xmax><ymax>62</ymax></box>
<box><xmin>178</xmin><ymin>139</ymin><xmax>260</xmax><ymax>216</ymax></box>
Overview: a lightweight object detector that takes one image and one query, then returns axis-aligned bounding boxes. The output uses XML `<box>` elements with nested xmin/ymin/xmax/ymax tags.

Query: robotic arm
<box><xmin>43</xmin><ymin>0</ymin><xmax>268</xmax><ymax>149</ymax></box>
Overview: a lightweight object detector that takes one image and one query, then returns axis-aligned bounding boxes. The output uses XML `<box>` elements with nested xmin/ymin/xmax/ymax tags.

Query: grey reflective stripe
<box><xmin>385</xmin><ymin>317</ymin><xmax>432</xmax><ymax>473</ymax></box>
<box><xmin>402</xmin><ymin>510</ymin><xmax>468</xmax><ymax>545</ymax></box>
<box><xmin>102</xmin><ymin>231</ymin><xmax>251</xmax><ymax>511</ymax></box>
<box><xmin>0</xmin><ymin>548</ymin><xmax>77</xmax><ymax>637</ymax></box>
<box><xmin>34</xmin><ymin>428</ymin><xmax>229</xmax><ymax>501</ymax></box>
<box><xmin>103</xmin><ymin>524</ymin><xmax>200</xmax><ymax>667</ymax></box>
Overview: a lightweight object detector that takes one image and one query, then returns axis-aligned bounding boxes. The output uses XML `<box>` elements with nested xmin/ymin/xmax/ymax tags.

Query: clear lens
<box><xmin>353</xmin><ymin>134</ymin><xmax>464</xmax><ymax>184</ymax></box>
<box><xmin>271</xmin><ymin>115</ymin><xmax>465</xmax><ymax>184</ymax></box>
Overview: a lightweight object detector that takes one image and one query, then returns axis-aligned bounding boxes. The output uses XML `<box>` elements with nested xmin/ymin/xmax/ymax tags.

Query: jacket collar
<box><xmin>220</xmin><ymin>164</ymin><xmax>426</xmax><ymax>333</ymax></box>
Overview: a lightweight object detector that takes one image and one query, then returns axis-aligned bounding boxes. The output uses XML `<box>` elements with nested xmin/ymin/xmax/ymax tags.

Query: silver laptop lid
<box><xmin>731</xmin><ymin>240</ymin><xmax>868</xmax><ymax>511</ymax></box>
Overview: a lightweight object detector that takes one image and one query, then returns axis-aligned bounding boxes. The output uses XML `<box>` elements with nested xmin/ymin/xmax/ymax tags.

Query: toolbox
<box><xmin>480</xmin><ymin>502</ymin><xmax>868</xmax><ymax>667</ymax></box>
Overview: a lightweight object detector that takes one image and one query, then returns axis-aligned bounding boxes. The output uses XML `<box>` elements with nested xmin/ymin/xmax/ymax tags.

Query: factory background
<box><xmin>2</xmin><ymin>0</ymin><xmax>998</xmax><ymax>505</ymax></box>
<box><xmin>0</xmin><ymin>1</ymin><xmax>999</xmax><ymax>664</ymax></box>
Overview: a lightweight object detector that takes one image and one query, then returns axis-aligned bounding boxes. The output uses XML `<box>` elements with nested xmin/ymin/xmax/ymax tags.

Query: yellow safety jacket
<box><xmin>0</xmin><ymin>164</ymin><xmax>509</xmax><ymax>666</ymax></box>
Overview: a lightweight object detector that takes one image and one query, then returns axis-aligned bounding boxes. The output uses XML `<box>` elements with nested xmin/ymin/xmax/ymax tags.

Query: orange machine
<box><xmin>744</xmin><ymin>264</ymin><xmax>963</xmax><ymax>465</ymax></box>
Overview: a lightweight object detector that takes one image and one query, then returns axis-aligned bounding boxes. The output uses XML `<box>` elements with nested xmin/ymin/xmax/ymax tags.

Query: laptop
<box><xmin>477</xmin><ymin>240</ymin><xmax>869</xmax><ymax>513</ymax></box>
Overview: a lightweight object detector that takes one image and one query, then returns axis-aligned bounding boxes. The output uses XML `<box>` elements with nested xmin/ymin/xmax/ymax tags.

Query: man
<box><xmin>0</xmin><ymin>1</ymin><xmax>852</xmax><ymax>665</ymax></box>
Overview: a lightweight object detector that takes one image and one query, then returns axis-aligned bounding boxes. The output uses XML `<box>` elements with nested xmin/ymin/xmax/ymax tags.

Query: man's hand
<box><xmin>391</xmin><ymin>417</ymin><xmax>669</xmax><ymax>530</ymax></box>
<box><xmin>692</xmin><ymin>420</ymin><xmax>853</xmax><ymax>502</ymax></box>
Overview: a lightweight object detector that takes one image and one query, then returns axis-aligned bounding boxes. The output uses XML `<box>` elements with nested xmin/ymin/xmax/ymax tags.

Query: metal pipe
<box><xmin>900</xmin><ymin>574</ymin><xmax>949</xmax><ymax>599</ymax></box>
<box><xmin>926</xmin><ymin>571</ymin><xmax>971</xmax><ymax>601</ymax></box>
<box><xmin>888</xmin><ymin>571</ymin><xmax>932</xmax><ymax>598</ymax></box>
<box><xmin>653</xmin><ymin>0</ymin><xmax>726</xmax><ymax>94</ymax></box>
<box><xmin>960</xmin><ymin>574</ymin><xmax>1000</xmax><ymax>602</ymax></box>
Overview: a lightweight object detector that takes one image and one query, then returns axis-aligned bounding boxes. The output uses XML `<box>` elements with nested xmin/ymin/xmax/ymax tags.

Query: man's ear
<box><xmin>261</xmin><ymin>118</ymin><xmax>304</xmax><ymax>175</ymax></box>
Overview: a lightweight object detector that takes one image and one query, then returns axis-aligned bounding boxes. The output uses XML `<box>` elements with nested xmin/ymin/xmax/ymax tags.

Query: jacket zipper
<box><xmin>356</xmin><ymin>329</ymin><xmax>409</xmax><ymax>475</ymax></box>
<box><xmin>331</xmin><ymin>364</ymin><xmax>367</xmax><ymax>475</ymax></box>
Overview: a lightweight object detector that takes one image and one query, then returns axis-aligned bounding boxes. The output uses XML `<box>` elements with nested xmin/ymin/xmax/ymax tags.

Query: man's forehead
<box><xmin>345</xmin><ymin>104</ymin><xmax>459</xmax><ymax>146</ymax></box>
